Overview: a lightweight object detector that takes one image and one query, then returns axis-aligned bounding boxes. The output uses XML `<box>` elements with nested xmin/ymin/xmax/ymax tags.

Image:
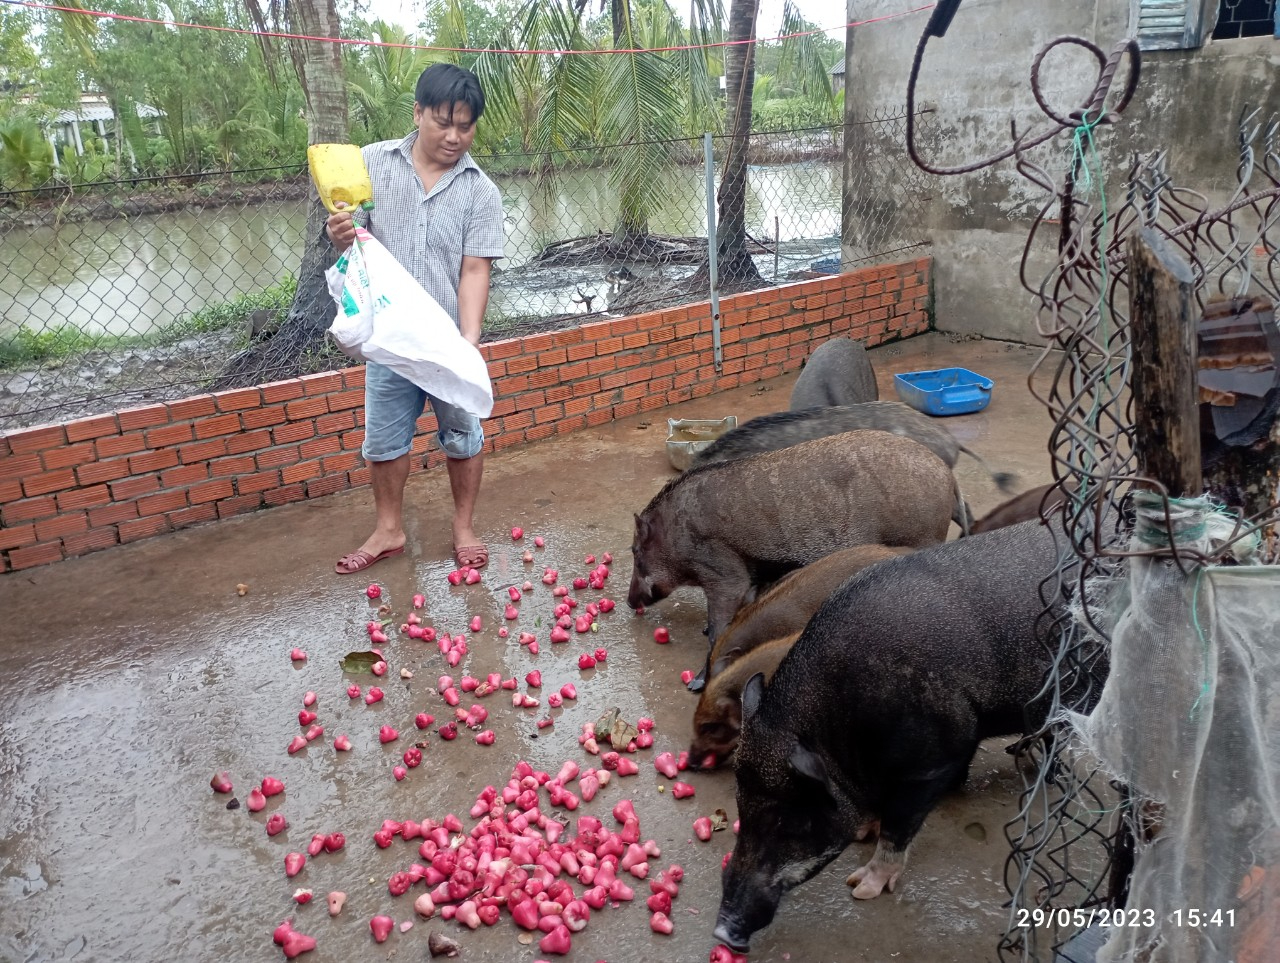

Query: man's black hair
<box><xmin>415</xmin><ymin>63</ymin><xmax>485</xmax><ymax>122</ymax></box>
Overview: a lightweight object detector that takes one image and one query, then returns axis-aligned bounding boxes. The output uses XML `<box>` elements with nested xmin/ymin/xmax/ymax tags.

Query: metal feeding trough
<box><xmin>665</xmin><ymin>416</ymin><xmax>738</xmax><ymax>470</ymax></box>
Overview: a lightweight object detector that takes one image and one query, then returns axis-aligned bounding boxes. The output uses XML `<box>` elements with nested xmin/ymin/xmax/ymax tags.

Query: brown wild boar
<box><xmin>627</xmin><ymin>430</ymin><xmax>963</xmax><ymax>672</ymax></box>
<box><xmin>689</xmin><ymin>633</ymin><xmax>799</xmax><ymax>770</ymax></box>
<box><xmin>970</xmin><ymin>483</ymin><xmax>1068</xmax><ymax>534</ymax></box>
<box><xmin>707</xmin><ymin>544</ymin><xmax>914</xmax><ymax>679</ymax></box>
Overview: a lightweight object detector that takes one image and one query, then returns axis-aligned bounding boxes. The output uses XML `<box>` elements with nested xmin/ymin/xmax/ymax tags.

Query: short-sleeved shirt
<box><xmin>354</xmin><ymin>131</ymin><xmax>505</xmax><ymax>327</ymax></box>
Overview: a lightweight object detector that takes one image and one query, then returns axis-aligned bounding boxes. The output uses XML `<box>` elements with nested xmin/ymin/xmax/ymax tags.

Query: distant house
<box><xmin>42</xmin><ymin>92</ymin><xmax>163</xmax><ymax>168</ymax></box>
<box><xmin>829</xmin><ymin>58</ymin><xmax>845</xmax><ymax>94</ymax></box>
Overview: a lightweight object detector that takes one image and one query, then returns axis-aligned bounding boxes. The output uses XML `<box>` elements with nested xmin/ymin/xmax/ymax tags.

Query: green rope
<box><xmin>1187</xmin><ymin>566</ymin><xmax>1212</xmax><ymax>720</ymax></box>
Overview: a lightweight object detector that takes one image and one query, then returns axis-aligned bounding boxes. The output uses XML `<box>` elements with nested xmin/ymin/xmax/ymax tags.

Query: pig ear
<box><xmin>789</xmin><ymin>743</ymin><xmax>830</xmax><ymax>788</ymax></box>
<box><xmin>741</xmin><ymin>672</ymin><xmax>766</xmax><ymax>722</ymax></box>
<box><xmin>634</xmin><ymin>513</ymin><xmax>647</xmax><ymax>539</ymax></box>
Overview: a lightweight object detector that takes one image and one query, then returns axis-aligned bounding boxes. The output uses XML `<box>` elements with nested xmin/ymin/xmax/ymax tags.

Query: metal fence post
<box><xmin>703</xmin><ymin>132</ymin><xmax>722</xmax><ymax>371</ymax></box>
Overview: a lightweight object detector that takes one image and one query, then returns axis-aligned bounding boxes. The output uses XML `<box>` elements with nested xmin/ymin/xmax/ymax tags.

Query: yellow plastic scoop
<box><xmin>308</xmin><ymin>143</ymin><xmax>375</xmax><ymax>213</ymax></box>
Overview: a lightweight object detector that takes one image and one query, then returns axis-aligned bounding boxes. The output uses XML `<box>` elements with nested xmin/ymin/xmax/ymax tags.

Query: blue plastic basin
<box><xmin>893</xmin><ymin>367</ymin><xmax>994</xmax><ymax>417</ymax></box>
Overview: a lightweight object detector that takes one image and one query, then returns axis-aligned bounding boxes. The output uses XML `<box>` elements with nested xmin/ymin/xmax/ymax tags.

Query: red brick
<box><xmin>209</xmin><ymin>455</ymin><xmax>256</xmax><ymax>477</ymax></box>
<box><xmin>146</xmin><ymin>423</ymin><xmax>194</xmax><ymax>448</ymax></box>
<box><xmin>76</xmin><ymin>459</ymin><xmax>130</xmax><ymax>486</ymax></box>
<box><xmin>273</xmin><ymin>422</ymin><xmax>314</xmax><ymax>445</ymax></box>
<box><xmin>194</xmin><ymin>413</ymin><xmax>241</xmax><ymax>439</ymax></box>
<box><xmin>258</xmin><ymin>448</ymin><xmax>300</xmax><ymax>471</ymax></box>
<box><xmin>0</xmin><ymin>452</ymin><xmax>41</xmax><ymax>481</ymax></box>
<box><xmin>241</xmin><ymin>405</ymin><xmax>288</xmax><ymax>430</ymax></box>
<box><xmin>187</xmin><ymin>478</ymin><xmax>234</xmax><ymax>505</ymax></box>
<box><xmin>328</xmin><ymin>389</ymin><xmax>364</xmax><ymax>412</ymax></box>
<box><xmin>95</xmin><ymin>431</ymin><xmax>147</xmax><ymax>458</ymax></box>
<box><xmin>525</xmin><ymin>423</ymin><xmax>555</xmax><ymax>442</ymax></box>
<box><xmin>139</xmin><ymin>490</ymin><xmax>189</xmax><ymax>516</ymax></box>
<box><xmin>521</xmin><ymin>333</ymin><xmax>556</xmax><ymax>353</ymax></box>
<box><xmin>89</xmin><ymin>502</ymin><xmax>140</xmax><ymax>526</ymax></box>
<box><xmin>281</xmin><ymin>460</ymin><xmax>322</xmax><ymax>485</ymax></box>
<box><xmin>167</xmin><ymin>395</ymin><xmax>217</xmax><ymax>420</ymax></box>
<box><xmin>264</xmin><ymin>483</ymin><xmax>306</xmax><ymax>506</ymax></box>
<box><xmin>566</xmin><ymin>343</ymin><xmax>597</xmax><ymax>362</ymax></box>
<box><xmin>8</xmin><ymin>541</ymin><xmax>64</xmax><ymax>569</ymax></box>
<box><xmin>5</xmin><ymin>424</ymin><xmax>67</xmax><ymax>454</ymax></box>
<box><xmin>212</xmin><ymin>387</ymin><xmax>262</xmax><ymax>411</ymax></box>
<box><xmin>23</xmin><ymin>468</ymin><xmax>76</xmax><ymax>497</ymax></box>
<box><xmin>56</xmin><ymin>484</ymin><xmax>111</xmax><ymax>511</ymax></box>
<box><xmin>483</xmin><ymin>339</ymin><xmax>522</xmax><ymax>361</ymax></box>
<box><xmin>262</xmin><ymin>379</ymin><xmax>305</xmax><ymax>403</ymax></box>
<box><xmin>0</xmin><ymin>478</ymin><xmax>18</xmax><ymax>502</ymax></box>
<box><xmin>321</xmin><ymin>451</ymin><xmax>360</xmax><ymax>474</ymax></box>
<box><xmin>160</xmin><ymin>464</ymin><xmax>209</xmax><ymax>488</ymax></box>
<box><xmin>300</xmin><ymin>371</ymin><xmax>344</xmax><ymax>395</ymax></box>
<box><xmin>110</xmin><ymin>476</ymin><xmax>161</xmax><ymax>500</ymax></box>
<box><xmin>238</xmin><ymin>470</ymin><xmax>282</xmax><ymax>495</ymax></box>
<box><xmin>61</xmin><ymin>527</ymin><xmax>120</xmax><ymax>557</ymax></box>
<box><xmin>342</xmin><ymin>367</ymin><xmax>366</xmax><ymax>390</ymax></box>
<box><xmin>180</xmin><ymin>438</ymin><xmax>228</xmax><ymax>464</ymax></box>
<box><xmin>0</xmin><ymin>523</ymin><xmax>36</xmax><ymax>551</ymax></box>
<box><xmin>226</xmin><ymin>428</ymin><xmax>273</xmax><ymax>455</ymax></box>
<box><xmin>128</xmin><ymin>449</ymin><xmax>180</xmax><ymax>474</ymax></box>
<box><xmin>545</xmin><ymin>385</ymin><xmax>571</xmax><ymax>404</ymax></box>
<box><xmin>286</xmin><ymin>396</ymin><xmax>329</xmax><ymax>421</ymax></box>
<box><xmin>552</xmin><ymin>329</ymin><xmax>585</xmax><ymax>346</ymax></box>
<box><xmin>64</xmin><ymin>413</ymin><xmax>121</xmax><ymax>443</ymax></box>
<box><xmin>119</xmin><ymin>515</ymin><xmax>171</xmax><ymax>543</ymax></box>
<box><xmin>217</xmin><ymin>494</ymin><xmax>263</xmax><ymax>518</ymax></box>
<box><xmin>306</xmin><ymin>475</ymin><xmax>348</xmax><ymax>498</ymax></box>
<box><xmin>301</xmin><ymin>436</ymin><xmax>342</xmax><ymax>460</ymax></box>
<box><xmin>117</xmin><ymin>403</ymin><xmax>170</xmax><ymax>431</ymax></box>
<box><xmin>168</xmin><ymin>503</ymin><xmax>219</xmax><ymax>528</ymax></box>
<box><xmin>316</xmin><ymin>411</ymin><xmax>356</xmax><ymax>435</ymax></box>
<box><xmin>585</xmin><ymin>408</ymin><xmax>612</xmax><ymax>427</ymax></box>
<box><xmin>35</xmin><ymin>512</ymin><xmax>88</xmax><ymax>541</ymax></box>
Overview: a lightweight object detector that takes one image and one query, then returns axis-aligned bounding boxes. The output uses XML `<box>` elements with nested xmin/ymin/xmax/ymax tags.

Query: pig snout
<box><xmin>714</xmin><ymin>857</ymin><xmax>782</xmax><ymax>954</ymax></box>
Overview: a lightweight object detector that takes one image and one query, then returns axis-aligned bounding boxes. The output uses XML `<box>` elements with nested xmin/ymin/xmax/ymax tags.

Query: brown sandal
<box><xmin>334</xmin><ymin>545</ymin><xmax>404</xmax><ymax>574</ymax></box>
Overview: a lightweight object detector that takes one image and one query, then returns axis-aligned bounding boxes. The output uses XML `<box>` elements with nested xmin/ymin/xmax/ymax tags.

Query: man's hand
<box><xmin>326</xmin><ymin>202</ymin><xmax>357</xmax><ymax>252</ymax></box>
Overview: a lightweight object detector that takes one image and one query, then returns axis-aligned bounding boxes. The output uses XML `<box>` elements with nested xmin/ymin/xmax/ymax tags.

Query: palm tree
<box><xmin>711</xmin><ymin>0</ymin><xmax>761</xmax><ymax>282</ymax></box>
<box><xmin>347</xmin><ymin>20</ymin><xmax>436</xmax><ymax>142</ymax></box>
<box><xmin>213</xmin><ymin>0</ymin><xmax>351</xmax><ymax>388</ymax></box>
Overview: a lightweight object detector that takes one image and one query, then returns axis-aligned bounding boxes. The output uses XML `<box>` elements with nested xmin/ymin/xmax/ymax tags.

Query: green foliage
<box><xmin>0</xmin><ymin>276</ymin><xmax>297</xmax><ymax>370</ymax></box>
<box><xmin>753</xmin><ymin>95</ymin><xmax>838</xmax><ymax>132</ymax></box>
<box><xmin>0</xmin><ymin>114</ymin><xmax>56</xmax><ymax>190</ymax></box>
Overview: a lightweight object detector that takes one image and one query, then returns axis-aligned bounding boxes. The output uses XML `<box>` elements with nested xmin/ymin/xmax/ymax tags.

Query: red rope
<box><xmin>5</xmin><ymin>0</ymin><xmax>935</xmax><ymax>56</ymax></box>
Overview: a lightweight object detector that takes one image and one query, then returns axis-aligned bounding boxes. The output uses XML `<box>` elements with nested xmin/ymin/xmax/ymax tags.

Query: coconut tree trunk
<box><xmin>211</xmin><ymin>0</ymin><xmax>350</xmax><ymax>390</ymax></box>
<box><xmin>714</xmin><ymin>0</ymin><xmax>761</xmax><ymax>282</ymax></box>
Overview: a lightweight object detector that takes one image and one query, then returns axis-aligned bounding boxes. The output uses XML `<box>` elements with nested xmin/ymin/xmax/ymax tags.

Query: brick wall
<box><xmin>0</xmin><ymin>258</ymin><xmax>931</xmax><ymax>572</ymax></box>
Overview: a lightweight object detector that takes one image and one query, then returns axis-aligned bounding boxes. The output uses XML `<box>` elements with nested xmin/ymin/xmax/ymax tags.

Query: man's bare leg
<box><xmin>355</xmin><ymin>454</ymin><xmax>410</xmax><ymax>558</ymax></box>
<box><xmin>447</xmin><ymin>452</ymin><xmax>484</xmax><ymax>555</ymax></box>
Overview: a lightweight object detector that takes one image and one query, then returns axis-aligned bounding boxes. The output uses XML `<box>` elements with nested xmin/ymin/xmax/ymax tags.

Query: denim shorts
<box><xmin>362</xmin><ymin>362</ymin><xmax>484</xmax><ymax>462</ymax></box>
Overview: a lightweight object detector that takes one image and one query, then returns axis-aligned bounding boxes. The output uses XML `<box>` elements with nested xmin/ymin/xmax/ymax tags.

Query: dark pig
<box><xmin>789</xmin><ymin>338</ymin><xmax>879</xmax><ymax>410</ymax></box>
<box><xmin>627</xmin><ymin>431</ymin><xmax>961</xmax><ymax>655</ymax></box>
<box><xmin>690</xmin><ymin>632</ymin><xmax>799</xmax><ymax>770</ymax></box>
<box><xmin>713</xmin><ymin>519</ymin><xmax>1067</xmax><ymax>953</ymax></box>
<box><xmin>689</xmin><ymin>401</ymin><xmax>1014</xmax><ymax>495</ymax></box>
<box><xmin>707</xmin><ymin>544</ymin><xmax>914</xmax><ymax>678</ymax></box>
<box><xmin>970</xmin><ymin>482</ymin><xmax>1068</xmax><ymax>534</ymax></box>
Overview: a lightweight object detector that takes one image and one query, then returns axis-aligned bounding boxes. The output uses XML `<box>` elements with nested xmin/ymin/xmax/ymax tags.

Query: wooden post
<box><xmin>1127</xmin><ymin>227</ymin><xmax>1202</xmax><ymax>496</ymax></box>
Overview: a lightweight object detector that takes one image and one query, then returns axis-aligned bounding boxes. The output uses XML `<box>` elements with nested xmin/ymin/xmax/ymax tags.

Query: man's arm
<box><xmin>456</xmin><ymin>255</ymin><xmax>494</xmax><ymax>347</ymax></box>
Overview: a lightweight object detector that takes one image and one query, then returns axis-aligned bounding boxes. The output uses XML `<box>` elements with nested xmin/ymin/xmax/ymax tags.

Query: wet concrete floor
<box><xmin>0</xmin><ymin>334</ymin><xmax>1061</xmax><ymax>963</ymax></box>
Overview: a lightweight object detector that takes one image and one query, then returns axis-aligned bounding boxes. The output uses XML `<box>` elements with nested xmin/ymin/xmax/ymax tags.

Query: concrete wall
<box><xmin>842</xmin><ymin>0</ymin><xmax>1279</xmax><ymax>343</ymax></box>
<box><xmin>0</xmin><ymin>258</ymin><xmax>931</xmax><ymax>572</ymax></box>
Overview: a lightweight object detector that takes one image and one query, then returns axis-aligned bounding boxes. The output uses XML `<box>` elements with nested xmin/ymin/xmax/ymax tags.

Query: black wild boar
<box><xmin>706</xmin><ymin>544</ymin><xmax>913</xmax><ymax>679</ymax></box>
<box><xmin>627</xmin><ymin>431</ymin><xmax>962</xmax><ymax>657</ymax></box>
<box><xmin>713</xmin><ymin>519</ymin><xmax>1067</xmax><ymax>953</ymax></box>
<box><xmin>690</xmin><ymin>632</ymin><xmax>799</xmax><ymax>771</ymax></box>
<box><xmin>689</xmin><ymin>401</ymin><xmax>1014</xmax><ymax>495</ymax></box>
<box><xmin>789</xmin><ymin>338</ymin><xmax>879</xmax><ymax>410</ymax></box>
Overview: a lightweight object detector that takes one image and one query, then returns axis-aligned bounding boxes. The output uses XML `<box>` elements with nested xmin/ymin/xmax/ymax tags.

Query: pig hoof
<box><xmin>685</xmin><ymin>669</ymin><xmax>708</xmax><ymax>693</ymax></box>
<box><xmin>846</xmin><ymin>861</ymin><xmax>900</xmax><ymax>900</ymax></box>
<box><xmin>854</xmin><ymin>819</ymin><xmax>880</xmax><ymax>842</ymax></box>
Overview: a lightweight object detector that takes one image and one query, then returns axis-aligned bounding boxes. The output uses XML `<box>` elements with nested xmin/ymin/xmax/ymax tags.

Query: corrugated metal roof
<box><xmin>50</xmin><ymin>100</ymin><xmax>162</xmax><ymax>124</ymax></box>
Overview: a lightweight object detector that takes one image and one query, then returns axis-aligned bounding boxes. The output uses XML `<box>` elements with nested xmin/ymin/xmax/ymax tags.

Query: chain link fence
<box><xmin>0</xmin><ymin>110</ymin><xmax>932</xmax><ymax>429</ymax></box>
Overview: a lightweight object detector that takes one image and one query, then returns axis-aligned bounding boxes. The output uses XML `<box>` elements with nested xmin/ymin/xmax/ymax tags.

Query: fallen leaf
<box><xmin>340</xmin><ymin>650</ymin><xmax>383</xmax><ymax>673</ymax></box>
<box><xmin>710</xmin><ymin>808</ymin><xmax>730</xmax><ymax>832</ymax></box>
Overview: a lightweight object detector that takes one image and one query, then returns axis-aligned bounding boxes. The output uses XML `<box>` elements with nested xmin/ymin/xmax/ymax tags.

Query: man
<box><xmin>326</xmin><ymin>63</ymin><xmax>505</xmax><ymax>575</ymax></box>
